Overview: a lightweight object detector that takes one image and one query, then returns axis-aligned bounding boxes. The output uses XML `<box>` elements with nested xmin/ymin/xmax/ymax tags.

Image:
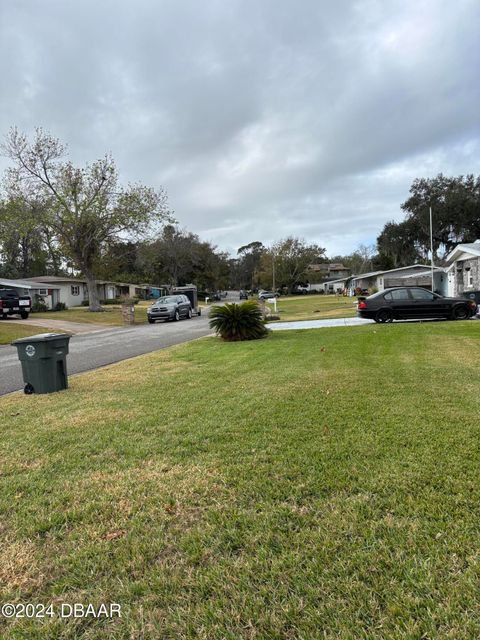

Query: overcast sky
<box><xmin>0</xmin><ymin>0</ymin><xmax>479</xmax><ymax>257</ymax></box>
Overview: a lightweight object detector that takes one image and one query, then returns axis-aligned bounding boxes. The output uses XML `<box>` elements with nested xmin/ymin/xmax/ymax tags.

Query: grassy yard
<box><xmin>1</xmin><ymin>321</ymin><xmax>480</xmax><ymax>638</ymax></box>
<box><xmin>0</xmin><ymin>323</ymin><xmax>57</xmax><ymax>345</ymax></box>
<box><xmin>33</xmin><ymin>301</ymin><xmax>209</xmax><ymax>327</ymax></box>
<box><xmin>31</xmin><ymin>302</ymin><xmax>150</xmax><ymax>326</ymax></box>
<box><xmin>270</xmin><ymin>294</ymin><xmax>357</xmax><ymax>322</ymax></box>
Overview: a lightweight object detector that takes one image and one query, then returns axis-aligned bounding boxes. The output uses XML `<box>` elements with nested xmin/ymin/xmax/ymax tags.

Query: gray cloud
<box><xmin>0</xmin><ymin>0</ymin><xmax>479</xmax><ymax>256</ymax></box>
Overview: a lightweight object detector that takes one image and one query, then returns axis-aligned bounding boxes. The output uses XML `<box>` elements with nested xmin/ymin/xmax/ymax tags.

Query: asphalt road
<box><xmin>0</xmin><ymin>314</ymin><xmax>213</xmax><ymax>396</ymax></box>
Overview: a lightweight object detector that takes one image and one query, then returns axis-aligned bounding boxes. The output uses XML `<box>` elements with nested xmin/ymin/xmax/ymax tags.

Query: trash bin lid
<box><xmin>12</xmin><ymin>332</ymin><xmax>71</xmax><ymax>345</ymax></box>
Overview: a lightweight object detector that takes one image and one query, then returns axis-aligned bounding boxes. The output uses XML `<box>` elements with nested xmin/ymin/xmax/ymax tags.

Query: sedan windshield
<box><xmin>155</xmin><ymin>297</ymin><xmax>178</xmax><ymax>304</ymax></box>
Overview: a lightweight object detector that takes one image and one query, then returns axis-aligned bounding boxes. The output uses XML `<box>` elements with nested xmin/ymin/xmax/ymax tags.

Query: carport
<box><xmin>0</xmin><ymin>278</ymin><xmax>61</xmax><ymax>309</ymax></box>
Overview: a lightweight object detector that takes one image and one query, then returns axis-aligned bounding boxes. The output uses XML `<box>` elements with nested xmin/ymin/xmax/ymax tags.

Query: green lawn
<box><xmin>270</xmin><ymin>294</ymin><xmax>357</xmax><ymax>321</ymax></box>
<box><xmin>1</xmin><ymin>321</ymin><xmax>480</xmax><ymax>638</ymax></box>
<box><xmin>34</xmin><ymin>301</ymin><xmax>208</xmax><ymax>326</ymax></box>
<box><xmin>32</xmin><ymin>302</ymin><xmax>150</xmax><ymax>326</ymax></box>
<box><xmin>0</xmin><ymin>323</ymin><xmax>57</xmax><ymax>345</ymax></box>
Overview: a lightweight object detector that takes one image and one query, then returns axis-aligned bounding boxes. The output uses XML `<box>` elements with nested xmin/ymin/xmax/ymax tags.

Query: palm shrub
<box><xmin>209</xmin><ymin>301</ymin><xmax>269</xmax><ymax>341</ymax></box>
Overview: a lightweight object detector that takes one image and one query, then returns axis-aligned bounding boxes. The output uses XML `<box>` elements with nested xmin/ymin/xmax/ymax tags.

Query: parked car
<box><xmin>239</xmin><ymin>290</ymin><xmax>248</xmax><ymax>300</ymax></box>
<box><xmin>147</xmin><ymin>295</ymin><xmax>192</xmax><ymax>323</ymax></box>
<box><xmin>258</xmin><ymin>290</ymin><xmax>279</xmax><ymax>300</ymax></box>
<box><xmin>357</xmin><ymin>287</ymin><xmax>477</xmax><ymax>323</ymax></box>
<box><xmin>0</xmin><ymin>289</ymin><xmax>31</xmax><ymax>319</ymax></box>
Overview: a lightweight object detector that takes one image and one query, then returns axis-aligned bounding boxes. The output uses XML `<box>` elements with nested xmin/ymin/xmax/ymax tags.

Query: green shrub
<box><xmin>209</xmin><ymin>301</ymin><xmax>268</xmax><ymax>342</ymax></box>
<box><xmin>53</xmin><ymin>302</ymin><xmax>68</xmax><ymax>311</ymax></box>
<box><xmin>31</xmin><ymin>294</ymin><xmax>48</xmax><ymax>312</ymax></box>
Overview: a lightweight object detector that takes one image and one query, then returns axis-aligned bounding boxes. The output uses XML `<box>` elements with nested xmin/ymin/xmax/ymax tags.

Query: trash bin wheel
<box><xmin>24</xmin><ymin>383</ymin><xmax>34</xmax><ymax>395</ymax></box>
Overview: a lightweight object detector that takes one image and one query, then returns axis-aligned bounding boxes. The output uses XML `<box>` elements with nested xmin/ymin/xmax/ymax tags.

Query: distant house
<box><xmin>307</xmin><ymin>263</ymin><xmax>351</xmax><ymax>292</ymax></box>
<box><xmin>309</xmin><ymin>277</ymin><xmax>350</xmax><ymax>294</ymax></box>
<box><xmin>308</xmin><ymin>263</ymin><xmax>351</xmax><ymax>280</ymax></box>
<box><xmin>445</xmin><ymin>240</ymin><xmax>480</xmax><ymax>297</ymax></box>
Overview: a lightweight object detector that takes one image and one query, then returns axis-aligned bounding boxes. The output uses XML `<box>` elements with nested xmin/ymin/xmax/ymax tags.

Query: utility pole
<box><xmin>272</xmin><ymin>252</ymin><xmax>276</xmax><ymax>291</ymax></box>
<box><xmin>430</xmin><ymin>206</ymin><xmax>435</xmax><ymax>292</ymax></box>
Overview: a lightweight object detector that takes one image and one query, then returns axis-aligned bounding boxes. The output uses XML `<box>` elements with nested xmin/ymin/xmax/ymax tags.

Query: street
<box><xmin>0</xmin><ymin>314</ymin><xmax>213</xmax><ymax>395</ymax></box>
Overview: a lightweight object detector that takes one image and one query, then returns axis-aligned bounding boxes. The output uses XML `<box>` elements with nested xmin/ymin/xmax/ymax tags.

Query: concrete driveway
<box><xmin>0</xmin><ymin>314</ymin><xmax>213</xmax><ymax>396</ymax></box>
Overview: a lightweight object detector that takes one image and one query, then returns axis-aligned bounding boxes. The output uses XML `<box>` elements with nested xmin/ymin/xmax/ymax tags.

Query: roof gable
<box><xmin>446</xmin><ymin>242</ymin><xmax>480</xmax><ymax>262</ymax></box>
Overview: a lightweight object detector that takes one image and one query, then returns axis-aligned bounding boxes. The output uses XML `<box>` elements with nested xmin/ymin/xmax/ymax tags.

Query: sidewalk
<box><xmin>266</xmin><ymin>317</ymin><xmax>374</xmax><ymax>331</ymax></box>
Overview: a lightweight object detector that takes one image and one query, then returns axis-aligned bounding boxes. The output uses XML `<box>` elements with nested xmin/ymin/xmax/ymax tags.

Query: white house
<box><xmin>28</xmin><ymin>277</ymin><xmax>152</xmax><ymax>307</ymax></box>
<box><xmin>29</xmin><ymin>276</ymin><xmax>89</xmax><ymax>307</ymax></box>
<box><xmin>0</xmin><ymin>277</ymin><xmax>61</xmax><ymax>309</ymax></box>
<box><xmin>445</xmin><ymin>240</ymin><xmax>480</xmax><ymax>298</ymax></box>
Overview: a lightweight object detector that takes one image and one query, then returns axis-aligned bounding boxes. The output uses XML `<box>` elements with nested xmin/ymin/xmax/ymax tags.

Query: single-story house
<box><xmin>350</xmin><ymin>264</ymin><xmax>445</xmax><ymax>294</ymax></box>
<box><xmin>308</xmin><ymin>277</ymin><xmax>350</xmax><ymax>294</ymax></box>
<box><xmin>383</xmin><ymin>268</ymin><xmax>447</xmax><ymax>296</ymax></box>
<box><xmin>28</xmin><ymin>276</ymin><xmax>90</xmax><ymax>307</ymax></box>
<box><xmin>22</xmin><ymin>276</ymin><xmax>156</xmax><ymax>307</ymax></box>
<box><xmin>445</xmin><ymin>240</ymin><xmax>480</xmax><ymax>298</ymax></box>
<box><xmin>0</xmin><ymin>277</ymin><xmax>61</xmax><ymax>309</ymax></box>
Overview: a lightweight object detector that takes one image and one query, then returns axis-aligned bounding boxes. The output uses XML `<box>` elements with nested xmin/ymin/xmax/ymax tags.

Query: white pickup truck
<box><xmin>0</xmin><ymin>289</ymin><xmax>32</xmax><ymax>319</ymax></box>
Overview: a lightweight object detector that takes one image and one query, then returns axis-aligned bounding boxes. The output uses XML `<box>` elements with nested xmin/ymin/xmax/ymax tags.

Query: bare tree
<box><xmin>2</xmin><ymin>127</ymin><xmax>172</xmax><ymax>310</ymax></box>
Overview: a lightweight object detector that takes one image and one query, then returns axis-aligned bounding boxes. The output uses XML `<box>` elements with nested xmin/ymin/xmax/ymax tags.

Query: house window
<box><xmin>37</xmin><ymin>289</ymin><xmax>48</xmax><ymax>296</ymax></box>
<box><xmin>466</xmin><ymin>270</ymin><xmax>473</xmax><ymax>288</ymax></box>
<box><xmin>71</xmin><ymin>285</ymin><xmax>80</xmax><ymax>296</ymax></box>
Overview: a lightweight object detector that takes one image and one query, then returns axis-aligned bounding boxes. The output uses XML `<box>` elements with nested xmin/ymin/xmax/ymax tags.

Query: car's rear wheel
<box><xmin>375</xmin><ymin>309</ymin><xmax>393</xmax><ymax>323</ymax></box>
<box><xmin>174</xmin><ymin>310</ymin><xmax>180</xmax><ymax>321</ymax></box>
<box><xmin>453</xmin><ymin>305</ymin><xmax>470</xmax><ymax>321</ymax></box>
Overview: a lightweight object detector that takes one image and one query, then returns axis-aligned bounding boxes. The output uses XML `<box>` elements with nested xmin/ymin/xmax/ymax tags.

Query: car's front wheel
<box><xmin>20</xmin><ymin>311</ymin><xmax>29</xmax><ymax>319</ymax></box>
<box><xmin>148</xmin><ymin>317</ymin><xmax>155</xmax><ymax>324</ymax></box>
<box><xmin>187</xmin><ymin>308</ymin><xmax>192</xmax><ymax>319</ymax></box>
<box><xmin>452</xmin><ymin>305</ymin><xmax>470</xmax><ymax>321</ymax></box>
<box><xmin>375</xmin><ymin>309</ymin><xmax>393</xmax><ymax>323</ymax></box>
<box><xmin>174</xmin><ymin>309</ymin><xmax>180</xmax><ymax>321</ymax></box>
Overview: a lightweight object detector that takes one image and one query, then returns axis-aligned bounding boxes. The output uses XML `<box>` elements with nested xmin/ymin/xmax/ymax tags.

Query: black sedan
<box><xmin>357</xmin><ymin>287</ymin><xmax>477</xmax><ymax>323</ymax></box>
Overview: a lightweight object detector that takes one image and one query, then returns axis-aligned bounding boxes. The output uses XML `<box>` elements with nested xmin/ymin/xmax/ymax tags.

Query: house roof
<box><xmin>0</xmin><ymin>277</ymin><xmax>62</xmax><ymax>290</ymax></box>
<box><xmin>322</xmin><ymin>276</ymin><xmax>349</xmax><ymax>284</ymax></box>
<box><xmin>446</xmin><ymin>240</ymin><xmax>480</xmax><ymax>262</ymax></box>
<box><xmin>32</xmin><ymin>275</ymin><xmax>87</xmax><ymax>284</ymax></box>
<box><xmin>351</xmin><ymin>264</ymin><xmax>440</xmax><ymax>280</ymax></box>
<box><xmin>395</xmin><ymin>269</ymin><xmax>445</xmax><ymax>279</ymax></box>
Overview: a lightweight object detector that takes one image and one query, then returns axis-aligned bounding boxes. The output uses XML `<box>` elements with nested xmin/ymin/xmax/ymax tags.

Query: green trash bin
<box><xmin>11</xmin><ymin>333</ymin><xmax>71</xmax><ymax>395</ymax></box>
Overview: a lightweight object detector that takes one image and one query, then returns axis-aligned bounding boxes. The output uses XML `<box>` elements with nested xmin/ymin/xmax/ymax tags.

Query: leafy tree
<box><xmin>2</xmin><ymin>128</ymin><xmax>171</xmax><ymax>310</ymax></box>
<box><xmin>376</xmin><ymin>221</ymin><xmax>421</xmax><ymax>267</ymax></box>
<box><xmin>259</xmin><ymin>237</ymin><xmax>325</xmax><ymax>292</ymax></box>
<box><xmin>237</xmin><ymin>241</ymin><xmax>265</xmax><ymax>289</ymax></box>
<box><xmin>0</xmin><ymin>195</ymin><xmax>50</xmax><ymax>278</ymax></box>
<box><xmin>136</xmin><ymin>226</ymin><xmax>229</xmax><ymax>291</ymax></box>
<box><xmin>401</xmin><ymin>174</ymin><xmax>480</xmax><ymax>259</ymax></box>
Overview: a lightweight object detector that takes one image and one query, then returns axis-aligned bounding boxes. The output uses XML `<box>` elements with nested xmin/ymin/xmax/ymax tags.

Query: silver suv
<box><xmin>147</xmin><ymin>295</ymin><xmax>192</xmax><ymax>323</ymax></box>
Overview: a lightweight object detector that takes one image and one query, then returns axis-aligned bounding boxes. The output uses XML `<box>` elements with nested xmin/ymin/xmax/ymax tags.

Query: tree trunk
<box><xmin>84</xmin><ymin>270</ymin><xmax>103</xmax><ymax>312</ymax></box>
